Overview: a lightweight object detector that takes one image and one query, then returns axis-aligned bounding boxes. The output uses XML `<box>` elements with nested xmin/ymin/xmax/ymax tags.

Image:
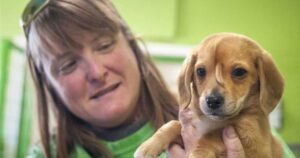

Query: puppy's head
<box><xmin>178</xmin><ymin>33</ymin><xmax>284</xmax><ymax>121</ymax></box>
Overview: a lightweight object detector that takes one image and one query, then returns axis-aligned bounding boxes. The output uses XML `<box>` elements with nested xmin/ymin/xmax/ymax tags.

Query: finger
<box><xmin>223</xmin><ymin>126</ymin><xmax>245</xmax><ymax>158</ymax></box>
<box><xmin>179</xmin><ymin>108</ymin><xmax>193</xmax><ymax>125</ymax></box>
<box><xmin>166</xmin><ymin>144</ymin><xmax>186</xmax><ymax>158</ymax></box>
<box><xmin>179</xmin><ymin>108</ymin><xmax>197</xmax><ymax>152</ymax></box>
<box><xmin>181</xmin><ymin>124</ymin><xmax>197</xmax><ymax>152</ymax></box>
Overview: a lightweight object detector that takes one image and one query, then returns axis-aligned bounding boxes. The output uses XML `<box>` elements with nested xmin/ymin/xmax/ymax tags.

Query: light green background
<box><xmin>0</xmin><ymin>0</ymin><xmax>299</xmax><ymax>144</ymax></box>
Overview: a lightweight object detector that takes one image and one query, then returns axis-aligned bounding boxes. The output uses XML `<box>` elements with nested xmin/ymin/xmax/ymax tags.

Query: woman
<box><xmin>21</xmin><ymin>0</ymin><xmax>267</xmax><ymax>157</ymax></box>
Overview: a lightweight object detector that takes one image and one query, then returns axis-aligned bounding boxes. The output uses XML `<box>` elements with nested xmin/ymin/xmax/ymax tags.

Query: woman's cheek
<box><xmin>59</xmin><ymin>73</ymin><xmax>86</xmax><ymax>102</ymax></box>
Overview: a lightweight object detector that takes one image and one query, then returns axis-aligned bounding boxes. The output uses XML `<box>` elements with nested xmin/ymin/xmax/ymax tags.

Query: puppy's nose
<box><xmin>206</xmin><ymin>94</ymin><xmax>224</xmax><ymax>110</ymax></box>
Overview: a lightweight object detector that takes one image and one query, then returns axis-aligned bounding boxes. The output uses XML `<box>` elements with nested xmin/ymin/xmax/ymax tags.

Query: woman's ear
<box><xmin>178</xmin><ymin>52</ymin><xmax>196</xmax><ymax>110</ymax></box>
<box><xmin>257</xmin><ymin>50</ymin><xmax>284</xmax><ymax>115</ymax></box>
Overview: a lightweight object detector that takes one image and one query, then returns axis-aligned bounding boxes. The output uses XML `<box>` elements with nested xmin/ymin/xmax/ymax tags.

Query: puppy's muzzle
<box><xmin>205</xmin><ymin>91</ymin><xmax>224</xmax><ymax>110</ymax></box>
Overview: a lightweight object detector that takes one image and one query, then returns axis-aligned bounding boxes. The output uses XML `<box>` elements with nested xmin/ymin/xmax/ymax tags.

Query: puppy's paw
<box><xmin>134</xmin><ymin>139</ymin><xmax>165</xmax><ymax>158</ymax></box>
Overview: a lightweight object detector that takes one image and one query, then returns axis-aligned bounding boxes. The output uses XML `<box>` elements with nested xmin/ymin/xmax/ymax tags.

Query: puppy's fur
<box><xmin>135</xmin><ymin>33</ymin><xmax>284</xmax><ymax>158</ymax></box>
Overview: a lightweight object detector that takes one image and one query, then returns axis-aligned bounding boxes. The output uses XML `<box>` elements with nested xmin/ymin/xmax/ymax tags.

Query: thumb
<box><xmin>166</xmin><ymin>144</ymin><xmax>186</xmax><ymax>158</ymax></box>
<box><xmin>223</xmin><ymin>126</ymin><xmax>245</xmax><ymax>158</ymax></box>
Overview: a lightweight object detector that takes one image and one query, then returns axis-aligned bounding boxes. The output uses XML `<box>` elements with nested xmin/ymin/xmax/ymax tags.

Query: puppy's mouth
<box><xmin>207</xmin><ymin>112</ymin><xmax>232</xmax><ymax>121</ymax></box>
<box><xmin>90</xmin><ymin>83</ymin><xmax>120</xmax><ymax>100</ymax></box>
<box><xmin>204</xmin><ymin>107</ymin><xmax>242</xmax><ymax>121</ymax></box>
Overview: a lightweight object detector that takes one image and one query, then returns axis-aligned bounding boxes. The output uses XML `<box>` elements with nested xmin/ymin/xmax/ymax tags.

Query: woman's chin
<box><xmin>88</xmin><ymin>105</ymin><xmax>134</xmax><ymax>128</ymax></box>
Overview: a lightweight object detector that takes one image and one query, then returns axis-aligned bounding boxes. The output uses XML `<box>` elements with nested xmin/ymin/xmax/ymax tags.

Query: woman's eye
<box><xmin>232</xmin><ymin>68</ymin><xmax>247</xmax><ymax>78</ymax></box>
<box><xmin>95</xmin><ymin>39</ymin><xmax>114</xmax><ymax>52</ymax></box>
<box><xmin>197</xmin><ymin>68</ymin><xmax>206</xmax><ymax>77</ymax></box>
<box><xmin>59</xmin><ymin>60</ymin><xmax>77</xmax><ymax>74</ymax></box>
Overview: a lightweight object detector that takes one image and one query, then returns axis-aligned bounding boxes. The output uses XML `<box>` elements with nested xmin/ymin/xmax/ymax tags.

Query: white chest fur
<box><xmin>192</xmin><ymin>116</ymin><xmax>227</xmax><ymax>139</ymax></box>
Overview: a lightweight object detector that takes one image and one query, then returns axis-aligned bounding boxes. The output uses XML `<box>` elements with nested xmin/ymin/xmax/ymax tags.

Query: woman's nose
<box><xmin>85</xmin><ymin>57</ymin><xmax>107</xmax><ymax>84</ymax></box>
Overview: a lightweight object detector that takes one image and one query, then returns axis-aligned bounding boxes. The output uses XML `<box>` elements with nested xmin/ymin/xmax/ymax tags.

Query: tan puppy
<box><xmin>135</xmin><ymin>33</ymin><xmax>284</xmax><ymax>158</ymax></box>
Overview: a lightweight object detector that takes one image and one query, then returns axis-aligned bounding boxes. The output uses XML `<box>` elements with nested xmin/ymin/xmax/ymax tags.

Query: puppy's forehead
<box><xmin>195</xmin><ymin>35</ymin><xmax>259</xmax><ymax>64</ymax></box>
<box><xmin>217</xmin><ymin>38</ymin><xmax>252</xmax><ymax>61</ymax></box>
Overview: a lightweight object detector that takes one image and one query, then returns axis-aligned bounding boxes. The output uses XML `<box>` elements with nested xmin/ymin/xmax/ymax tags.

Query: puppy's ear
<box><xmin>257</xmin><ymin>51</ymin><xmax>284</xmax><ymax>115</ymax></box>
<box><xmin>178</xmin><ymin>53</ymin><xmax>196</xmax><ymax>109</ymax></box>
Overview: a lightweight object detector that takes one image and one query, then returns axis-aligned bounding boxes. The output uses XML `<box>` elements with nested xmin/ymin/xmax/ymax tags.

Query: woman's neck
<box><xmin>89</xmin><ymin>109</ymin><xmax>148</xmax><ymax>141</ymax></box>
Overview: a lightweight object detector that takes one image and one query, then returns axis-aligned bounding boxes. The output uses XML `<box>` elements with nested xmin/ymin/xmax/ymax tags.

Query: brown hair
<box><xmin>26</xmin><ymin>0</ymin><xmax>178</xmax><ymax>157</ymax></box>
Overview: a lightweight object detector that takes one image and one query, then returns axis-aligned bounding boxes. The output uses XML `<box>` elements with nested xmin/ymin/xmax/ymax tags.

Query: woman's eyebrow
<box><xmin>53</xmin><ymin>51</ymin><xmax>74</xmax><ymax>63</ymax></box>
<box><xmin>91</xmin><ymin>34</ymin><xmax>105</xmax><ymax>44</ymax></box>
<box><xmin>91</xmin><ymin>33</ymin><xmax>117</xmax><ymax>44</ymax></box>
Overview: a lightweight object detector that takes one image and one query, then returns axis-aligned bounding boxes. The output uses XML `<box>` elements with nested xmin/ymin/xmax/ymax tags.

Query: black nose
<box><xmin>206</xmin><ymin>93</ymin><xmax>224</xmax><ymax>110</ymax></box>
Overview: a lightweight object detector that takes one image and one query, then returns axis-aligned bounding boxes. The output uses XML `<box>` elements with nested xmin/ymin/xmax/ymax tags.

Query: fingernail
<box><xmin>225</xmin><ymin>126</ymin><xmax>237</xmax><ymax>138</ymax></box>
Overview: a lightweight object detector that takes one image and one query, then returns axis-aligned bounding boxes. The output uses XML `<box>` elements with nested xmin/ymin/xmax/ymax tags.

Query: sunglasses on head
<box><xmin>20</xmin><ymin>0</ymin><xmax>50</xmax><ymax>38</ymax></box>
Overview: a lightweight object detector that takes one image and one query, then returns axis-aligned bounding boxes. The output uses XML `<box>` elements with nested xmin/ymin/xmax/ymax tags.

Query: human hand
<box><xmin>223</xmin><ymin>126</ymin><xmax>245</xmax><ymax>158</ymax></box>
<box><xmin>166</xmin><ymin>108</ymin><xmax>197</xmax><ymax>158</ymax></box>
<box><xmin>167</xmin><ymin>108</ymin><xmax>245</xmax><ymax>158</ymax></box>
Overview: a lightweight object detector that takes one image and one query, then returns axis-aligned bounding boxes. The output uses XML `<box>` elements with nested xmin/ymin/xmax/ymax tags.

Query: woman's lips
<box><xmin>90</xmin><ymin>83</ymin><xmax>120</xmax><ymax>100</ymax></box>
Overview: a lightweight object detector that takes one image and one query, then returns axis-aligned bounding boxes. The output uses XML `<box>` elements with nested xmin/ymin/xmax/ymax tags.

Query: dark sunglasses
<box><xmin>20</xmin><ymin>0</ymin><xmax>50</xmax><ymax>38</ymax></box>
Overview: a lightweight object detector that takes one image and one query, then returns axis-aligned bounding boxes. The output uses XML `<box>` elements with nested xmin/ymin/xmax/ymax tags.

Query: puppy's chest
<box><xmin>192</xmin><ymin>117</ymin><xmax>227</xmax><ymax>139</ymax></box>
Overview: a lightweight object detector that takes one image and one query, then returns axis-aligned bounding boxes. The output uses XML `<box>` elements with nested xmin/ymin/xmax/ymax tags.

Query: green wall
<box><xmin>0</xmin><ymin>0</ymin><xmax>28</xmax><ymax>37</ymax></box>
<box><xmin>1</xmin><ymin>0</ymin><xmax>299</xmax><ymax>144</ymax></box>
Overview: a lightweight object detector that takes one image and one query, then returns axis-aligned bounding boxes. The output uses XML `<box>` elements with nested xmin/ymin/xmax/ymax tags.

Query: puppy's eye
<box><xmin>197</xmin><ymin>68</ymin><xmax>206</xmax><ymax>77</ymax></box>
<box><xmin>232</xmin><ymin>68</ymin><xmax>247</xmax><ymax>78</ymax></box>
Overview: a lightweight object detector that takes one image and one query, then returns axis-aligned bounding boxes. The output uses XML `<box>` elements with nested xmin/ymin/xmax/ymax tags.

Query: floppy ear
<box><xmin>257</xmin><ymin>51</ymin><xmax>284</xmax><ymax>115</ymax></box>
<box><xmin>178</xmin><ymin>53</ymin><xmax>196</xmax><ymax>109</ymax></box>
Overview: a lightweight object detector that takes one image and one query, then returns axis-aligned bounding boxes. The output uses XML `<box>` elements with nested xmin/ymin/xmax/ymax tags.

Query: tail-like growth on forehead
<box><xmin>215</xmin><ymin>63</ymin><xmax>224</xmax><ymax>86</ymax></box>
<box><xmin>257</xmin><ymin>50</ymin><xmax>284</xmax><ymax>115</ymax></box>
<box><xmin>178</xmin><ymin>52</ymin><xmax>197</xmax><ymax>109</ymax></box>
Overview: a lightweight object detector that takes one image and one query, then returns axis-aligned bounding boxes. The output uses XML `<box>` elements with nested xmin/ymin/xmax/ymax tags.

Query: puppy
<box><xmin>135</xmin><ymin>33</ymin><xmax>284</xmax><ymax>158</ymax></box>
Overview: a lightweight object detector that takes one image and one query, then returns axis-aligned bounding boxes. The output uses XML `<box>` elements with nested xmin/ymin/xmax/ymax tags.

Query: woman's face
<box><xmin>42</xmin><ymin>32</ymin><xmax>141</xmax><ymax>128</ymax></box>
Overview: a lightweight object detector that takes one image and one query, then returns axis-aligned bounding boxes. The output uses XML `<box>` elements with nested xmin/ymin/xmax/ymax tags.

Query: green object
<box><xmin>152</xmin><ymin>55</ymin><xmax>184</xmax><ymax>64</ymax></box>
<box><xmin>17</xmin><ymin>69</ymin><xmax>34</xmax><ymax>158</ymax></box>
<box><xmin>100</xmin><ymin>122</ymin><xmax>165</xmax><ymax>158</ymax></box>
<box><xmin>272</xmin><ymin>129</ymin><xmax>296</xmax><ymax>158</ymax></box>
<box><xmin>0</xmin><ymin>38</ymin><xmax>12</xmax><ymax>158</ymax></box>
<box><xmin>26</xmin><ymin>122</ymin><xmax>166</xmax><ymax>158</ymax></box>
<box><xmin>0</xmin><ymin>38</ymin><xmax>32</xmax><ymax>158</ymax></box>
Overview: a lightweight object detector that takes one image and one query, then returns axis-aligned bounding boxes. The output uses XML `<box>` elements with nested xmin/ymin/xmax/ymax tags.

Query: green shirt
<box><xmin>27</xmin><ymin>123</ymin><xmax>295</xmax><ymax>158</ymax></box>
<box><xmin>26</xmin><ymin>122</ymin><xmax>165</xmax><ymax>158</ymax></box>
